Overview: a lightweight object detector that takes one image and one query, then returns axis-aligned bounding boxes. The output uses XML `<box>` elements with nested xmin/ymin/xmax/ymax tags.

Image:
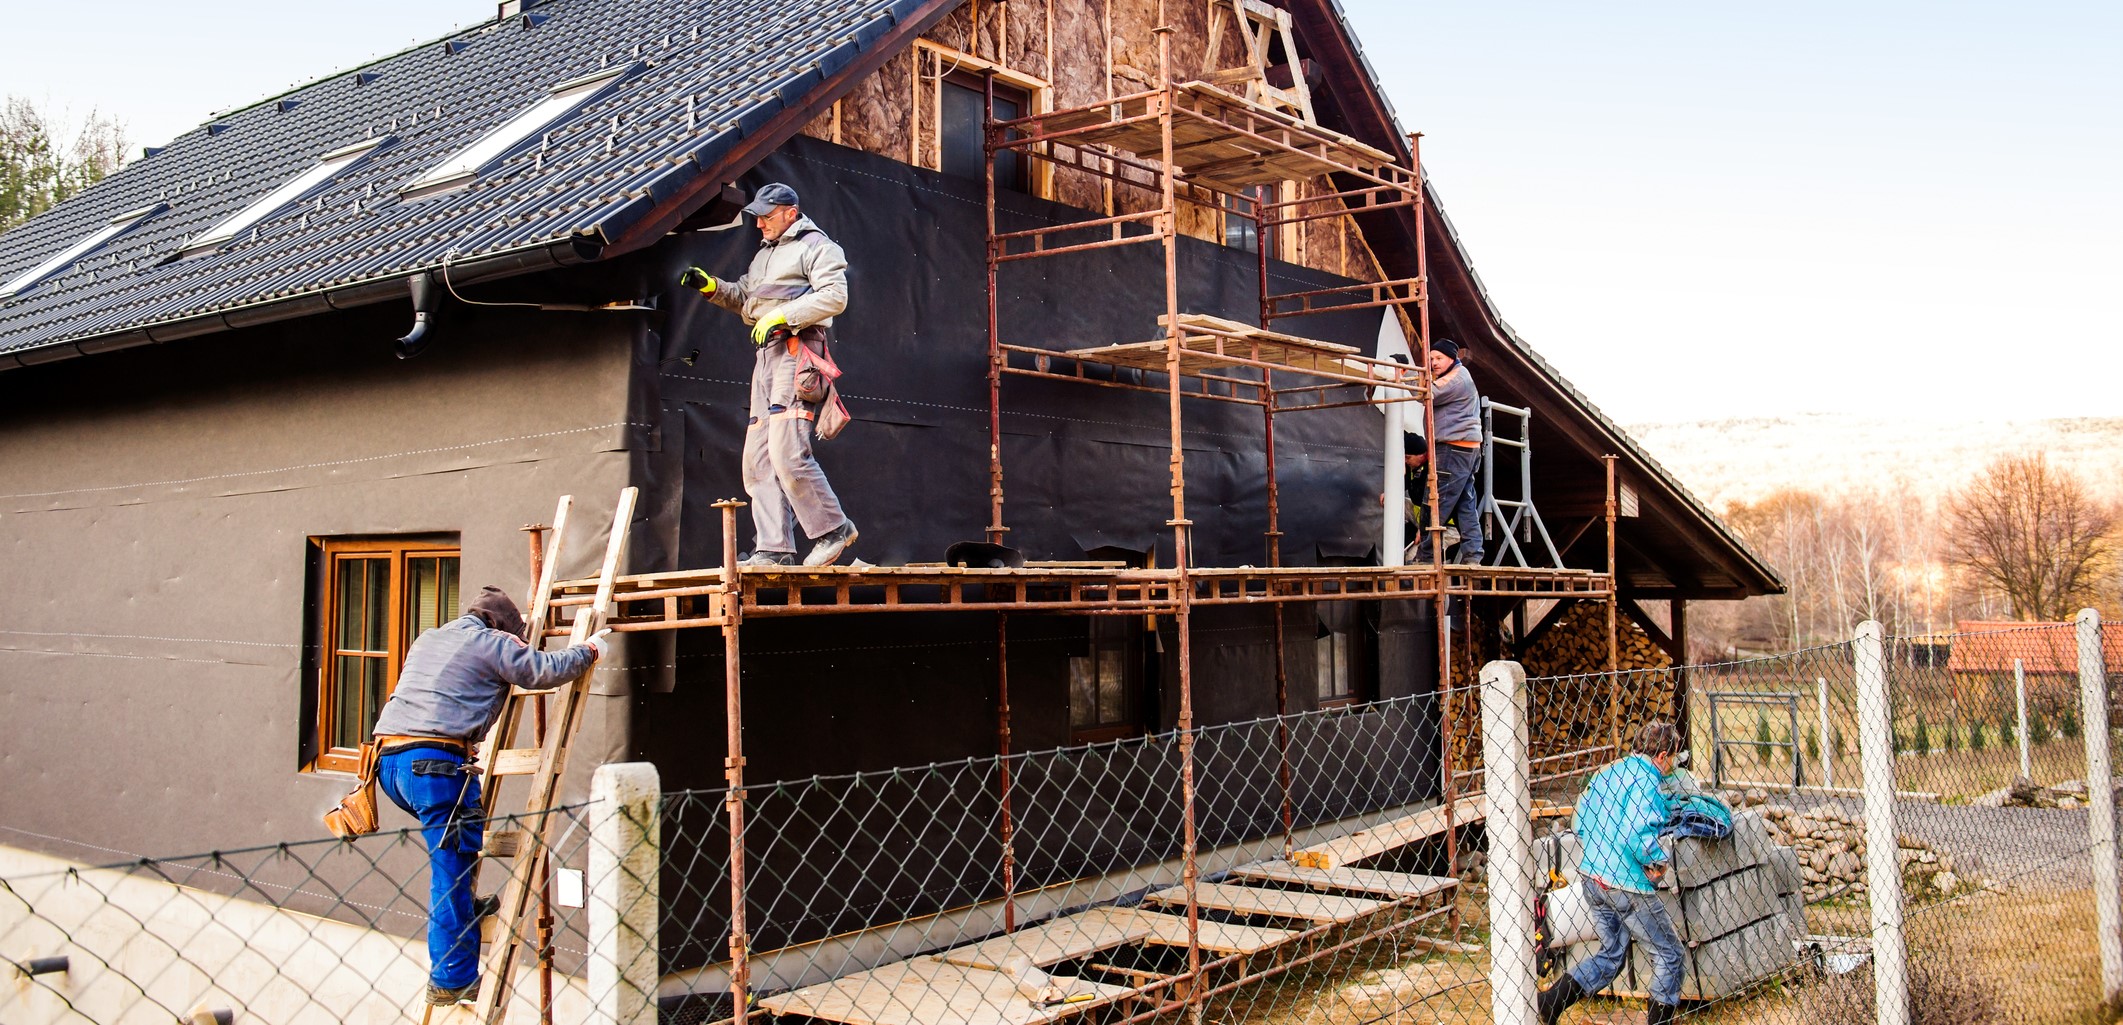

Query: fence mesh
<box><xmin>2</xmin><ymin>621</ymin><xmax>2115</xmax><ymax>1025</ymax></box>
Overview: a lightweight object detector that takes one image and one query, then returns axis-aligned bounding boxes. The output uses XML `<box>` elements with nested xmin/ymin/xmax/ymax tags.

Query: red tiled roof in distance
<box><xmin>1946</xmin><ymin>620</ymin><xmax>2122</xmax><ymax>675</ymax></box>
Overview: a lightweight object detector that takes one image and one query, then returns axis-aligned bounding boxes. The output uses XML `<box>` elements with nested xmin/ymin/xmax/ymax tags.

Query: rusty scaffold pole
<box><xmin>981</xmin><ymin>66</ymin><xmax>1021</xmax><ymax>936</ymax></box>
<box><xmin>1151</xmin><ymin>13</ymin><xmax>1203</xmax><ymax>1023</ymax></box>
<box><xmin>716</xmin><ymin>499</ymin><xmax>753</xmax><ymax>1021</ymax></box>
<box><xmin>1253</xmin><ymin>180</ymin><xmax>1296</xmax><ymax>858</ymax></box>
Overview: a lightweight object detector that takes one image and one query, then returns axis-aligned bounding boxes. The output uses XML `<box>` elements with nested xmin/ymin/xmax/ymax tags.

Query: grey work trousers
<box><xmin>743</xmin><ymin>341</ymin><xmax>846</xmax><ymax>553</ymax></box>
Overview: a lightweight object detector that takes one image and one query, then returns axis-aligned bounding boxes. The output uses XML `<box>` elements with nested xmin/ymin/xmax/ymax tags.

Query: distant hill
<box><xmin>1621</xmin><ymin>414</ymin><xmax>2123</xmax><ymax>511</ymax></box>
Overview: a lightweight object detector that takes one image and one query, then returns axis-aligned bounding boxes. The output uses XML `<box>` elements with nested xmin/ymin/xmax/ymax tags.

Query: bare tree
<box><xmin>1</xmin><ymin>97</ymin><xmax>128</xmax><ymax>232</ymax></box>
<box><xmin>1945</xmin><ymin>454</ymin><xmax>2116</xmax><ymax>621</ymax></box>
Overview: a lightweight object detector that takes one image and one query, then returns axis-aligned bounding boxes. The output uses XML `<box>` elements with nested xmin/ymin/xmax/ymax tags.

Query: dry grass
<box><xmin>1238</xmin><ymin>886</ymin><xmax>2115</xmax><ymax>1025</ymax></box>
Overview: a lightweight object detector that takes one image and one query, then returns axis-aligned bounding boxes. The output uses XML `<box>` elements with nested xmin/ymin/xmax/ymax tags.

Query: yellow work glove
<box><xmin>750</xmin><ymin>310</ymin><xmax>790</xmax><ymax>346</ymax></box>
<box><xmin>678</xmin><ymin>266</ymin><xmax>718</xmax><ymax>294</ymax></box>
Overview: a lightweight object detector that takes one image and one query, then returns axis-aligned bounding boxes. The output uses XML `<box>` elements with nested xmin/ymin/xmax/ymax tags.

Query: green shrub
<box><xmin>1970</xmin><ymin>720</ymin><xmax>1987</xmax><ymax>752</ymax></box>
<box><xmin>1914</xmin><ymin>714</ymin><xmax>1933</xmax><ymax>756</ymax></box>
<box><xmin>1942</xmin><ymin>720</ymin><xmax>1961</xmax><ymax>752</ymax></box>
<box><xmin>2062</xmin><ymin>706</ymin><xmax>2081</xmax><ymax>739</ymax></box>
<box><xmin>2031</xmin><ymin>709</ymin><xmax>2052</xmax><ymax>745</ymax></box>
<box><xmin>1756</xmin><ymin>711</ymin><xmax>1775</xmax><ymax>763</ymax></box>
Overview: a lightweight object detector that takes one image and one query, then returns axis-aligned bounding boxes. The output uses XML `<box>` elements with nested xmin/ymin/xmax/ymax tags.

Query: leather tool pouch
<box><xmin>789</xmin><ymin>328</ymin><xmax>853</xmax><ymax>441</ymax></box>
<box><xmin>323</xmin><ymin>742</ymin><xmax>382</xmax><ymax>839</ymax></box>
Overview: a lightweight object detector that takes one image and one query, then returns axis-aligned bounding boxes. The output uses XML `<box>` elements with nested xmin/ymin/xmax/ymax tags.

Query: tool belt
<box><xmin>323</xmin><ymin>742</ymin><xmax>382</xmax><ymax>839</ymax></box>
<box><xmin>783</xmin><ymin>326</ymin><xmax>851</xmax><ymax>441</ymax></box>
<box><xmin>374</xmin><ymin>734</ymin><xmax>473</xmax><ymax>757</ymax></box>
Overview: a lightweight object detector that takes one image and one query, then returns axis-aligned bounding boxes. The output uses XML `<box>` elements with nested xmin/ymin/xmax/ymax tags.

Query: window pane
<box><xmin>363</xmin><ymin>656</ymin><xmax>386</xmax><ymax>740</ymax></box>
<box><xmin>1068</xmin><ymin>656</ymin><xmax>1096</xmax><ymax>727</ymax></box>
<box><xmin>1096</xmin><ymin>648</ymin><xmax>1127</xmax><ymax>723</ymax></box>
<box><xmin>364</xmin><ymin>558</ymin><xmax>389</xmax><ymax>651</ymax></box>
<box><xmin>940</xmin><ymin>79</ymin><xmax>1025</xmax><ymax>190</ymax></box>
<box><xmin>331</xmin><ymin>655</ymin><xmax>366</xmax><ymax>749</ymax></box>
<box><xmin>405</xmin><ymin>556</ymin><xmax>461</xmax><ymax>647</ymax></box>
<box><xmin>1315</xmin><ymin>634</ymin><xmax>1335</xmax><ymax>700</ymax></box>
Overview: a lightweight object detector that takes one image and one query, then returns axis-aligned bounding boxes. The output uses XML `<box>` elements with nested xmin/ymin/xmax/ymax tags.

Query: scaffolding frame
<box><xmin>501</xmin><ymin>12</ymin><xmax>1626</xmax><ymax>1022</ymax></box>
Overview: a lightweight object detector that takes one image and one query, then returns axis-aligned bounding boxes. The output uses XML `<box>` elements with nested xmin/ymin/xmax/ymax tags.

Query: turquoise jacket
<box><xmin>1576</xmin><ymin>754</ymin><xmax>1673</xmax><ymax>894</ymax></box>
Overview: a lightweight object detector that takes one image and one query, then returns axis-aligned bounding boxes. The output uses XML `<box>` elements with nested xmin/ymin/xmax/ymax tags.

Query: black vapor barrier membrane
<box><xmin>652</xmin><ymin>134</ymin><xmax>1388</xmax><ymax>572</ymax></box>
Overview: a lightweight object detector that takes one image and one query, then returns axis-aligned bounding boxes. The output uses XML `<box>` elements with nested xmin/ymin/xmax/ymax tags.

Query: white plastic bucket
<box><xmin>1542</xmin><ymin>881</ymin><xmax>1601</xmax><ymax>948</ymax></box>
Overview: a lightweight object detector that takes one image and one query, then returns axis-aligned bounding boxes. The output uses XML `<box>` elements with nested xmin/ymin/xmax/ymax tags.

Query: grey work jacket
<box><xmin>1431</xmin><ymin>363</ymin><xmax>1483</xmax><ymax>445</ymax></box>
<box><xmin>370</xmin><ymin>616</ymin><xmax>596</xmax><ymax>741</ymax></box>
<box><xmin>708</xmin><ymin>216</ymin><xmax>849</xmax><ymax>329</ymax></box>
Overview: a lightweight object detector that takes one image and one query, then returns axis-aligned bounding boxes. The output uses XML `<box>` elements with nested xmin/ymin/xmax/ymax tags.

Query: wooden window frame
<box><xmin>1069</xmin><ymin>617</ymin><xmax>1145</xmax><ymax>743</ymax></box>
<box><xmin>913</xmin><ymin>39</ymin><xmax>1053</xmax><ymax>200</ymax></box>
<box><xmin>1314</xmin><ymin>609</ymin><xmax>1375</xmax><ymax>710</ymax></box>
<box><xmin>312</xmin><ymin>537</ymin><xmax>461</xmax><ymax>774</ymax></box>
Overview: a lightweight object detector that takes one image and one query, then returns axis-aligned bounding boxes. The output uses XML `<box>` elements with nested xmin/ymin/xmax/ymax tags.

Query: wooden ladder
<box><xmin>423</xmin><ymin>487</ymin><xmax>637</xmax><ymax>1025</ymax></box>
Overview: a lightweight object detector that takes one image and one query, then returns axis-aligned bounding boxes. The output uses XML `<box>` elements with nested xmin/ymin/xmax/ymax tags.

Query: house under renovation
<box><xmin>0</xmin><ymin>0</ymin><xmax>1781</xmax><ymax>1019</ymax></box>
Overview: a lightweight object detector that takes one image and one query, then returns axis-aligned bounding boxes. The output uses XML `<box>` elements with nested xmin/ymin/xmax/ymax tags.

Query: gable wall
<box><xmin>792</xmin><ymin>0</ymin><xmax>1386</xmax><ymax>284</ymax></box>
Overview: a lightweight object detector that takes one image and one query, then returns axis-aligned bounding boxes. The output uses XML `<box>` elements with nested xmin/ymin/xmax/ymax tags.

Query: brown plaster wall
<box><xmin>0</xmin><ymin>300</ymin><xmax>640</xmax><ymax>862</ymax></box>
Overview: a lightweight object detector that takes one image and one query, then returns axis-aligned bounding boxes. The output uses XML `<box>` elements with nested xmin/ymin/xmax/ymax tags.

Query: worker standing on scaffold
<box><xmin>680</xmin><ymin>182</ymin><xmax>860</xmax><ymax>568</ymax></box>
<box><xmin>1409</xmin><ymin>338</ymin><xmax>1484</xmax><ymax>564</ymax></box>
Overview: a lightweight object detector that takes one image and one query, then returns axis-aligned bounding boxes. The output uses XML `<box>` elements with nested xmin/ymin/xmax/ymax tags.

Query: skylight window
<box><xmin>0</xmin><ymin>203</ymin><xmax>167</xmax><ymax>302</ymax></box>
<box><xmin>401</xmin><ymin>66</ymin><xmax>629</xmax><ymax>199</ymax></box>
<box><xmin>179</xmin><ymin>137</ymin><xmax>387</xmax><ymax>258</ymax></box>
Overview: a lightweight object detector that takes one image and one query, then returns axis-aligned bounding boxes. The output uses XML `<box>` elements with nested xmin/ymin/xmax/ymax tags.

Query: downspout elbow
<box><xmin>394</xmin><ymin>273</ymin><xmax>438</xmax><ymax>359</ymax></box>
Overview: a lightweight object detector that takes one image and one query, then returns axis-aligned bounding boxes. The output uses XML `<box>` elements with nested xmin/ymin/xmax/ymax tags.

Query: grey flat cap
<box><xmin>742</xmin><ymin>182</ymin><xmax>800</xmax><ymax>215</ymax></box>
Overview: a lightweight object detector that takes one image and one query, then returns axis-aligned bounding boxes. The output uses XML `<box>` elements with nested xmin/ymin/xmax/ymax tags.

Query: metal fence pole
<box><xmin>589</xmin><ymin>762</ymin><xmax>661</xmax><ymax>1025</ymax></box>
<box><xmin>1854</xmin><ymin>621</ymin><xmax>1909</xmax><ymax>1025</ymax></box>
<box><xmin>1817</xmin><ymin>676</ymin><xmax>1833</xmax><ymax>790</ymax></box>
<box><xmin>2016</xmin><ymin>657</ymin><xmax>2032</xmax><ymax>781</ymax></box>
<box><xmin>2077</xmin><ymin>608</ymin><xmax>2123</xmax><ymax>1005</ymax></box>
<box><xmin>1481</xmin><ymin>659</ymin><xmax>1537</xmax><ymax>1025</ymax></box>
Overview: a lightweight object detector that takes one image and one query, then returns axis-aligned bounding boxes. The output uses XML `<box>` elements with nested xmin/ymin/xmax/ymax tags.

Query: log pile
<box><xmin>1448</xmin><ymin>602</ymin><xmax>1677</xmax><ymax>773</ymax></box>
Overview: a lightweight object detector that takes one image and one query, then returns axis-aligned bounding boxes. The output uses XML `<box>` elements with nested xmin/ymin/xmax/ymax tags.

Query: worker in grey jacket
<box><xmin>1410</xmin><ymin>338</ymin><xmax>1485</xmax><ymax>564</ymax></box>
<box><xmin>680</xmin><ymin>182</ymin><xmax>859</xmax><ymax>568</ymax></box>
<box><xmin>369</xmin><ymin>586</ymin><xmax>606</xmax><ymax>1005</ymax></box>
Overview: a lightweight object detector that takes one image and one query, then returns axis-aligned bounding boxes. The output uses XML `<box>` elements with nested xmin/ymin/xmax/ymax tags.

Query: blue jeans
<box><xmin>377</xmin><ymin>747</ymin><xmax>485</xmax><ymax>989</ymax></box>
<box><xmin>1433</xmin><ymin>445</ymin><xmax>1483</xmax><ymax>558</ymax></box>
<box><xmin>1569</xmin><ymin>880</ymin><xmax>1686</xmax><ymax>1006</ymax></box>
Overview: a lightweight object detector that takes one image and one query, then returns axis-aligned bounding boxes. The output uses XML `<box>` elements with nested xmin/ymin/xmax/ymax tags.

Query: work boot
<box><xmin>1455</xmin><ymin>547</ymin><xmax>1485</xmax><ymax>565</ymax></box>
<box><xmin>1647</xmin><ymin>1001</ymin><xmax>1678</xmax><ymax>1025</ymax></box>
<box><xmin>802</xmin><ymin>520</ymin><xmax>859</xmax><ymax>567</ymax></box>
<box><xmin>739</xmin><ymin>550</ymin><xmax>797</xmax><ymax>568</ymax></box>
<box><xmin>426</xmin><ymin>981</ymin><xmax>479</xmax><ymax>1006</ymax></box>
<box><xmin>1535</xmin><ymin>974</ymin><xmax>1583</xmax><ymax>1025</ymax></box>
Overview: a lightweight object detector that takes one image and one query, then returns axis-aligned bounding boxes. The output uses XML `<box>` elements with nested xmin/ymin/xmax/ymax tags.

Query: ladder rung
<box><xmin>484</xmin><ymin>830</ymin><xmax>525</xmax><ymax>858</ymax></box>
<box><xmin>489</xmin><ymin>748</ymin><xmax>544</xmax><ymax>776</ymax></box>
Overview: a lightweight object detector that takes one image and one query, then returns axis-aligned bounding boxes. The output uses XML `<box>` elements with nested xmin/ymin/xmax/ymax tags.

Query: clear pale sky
<box><xmin>5</xmin><ymin>1</ymin><xmax>2117</xmax><ymax>423</ymax></box>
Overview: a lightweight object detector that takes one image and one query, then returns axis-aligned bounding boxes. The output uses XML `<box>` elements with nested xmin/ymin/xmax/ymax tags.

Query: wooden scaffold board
<box><xmin>1288</xmin><ymin>796</ymin><xmax>1489</xmax><ymax>871</ymax></box>
<box><xmin>1144</xmin><ymin>882</ymin><xmax>1390</xmax><ymax>925</ymax></box>
<box><xmin>1227</xmin><ymin>862</ymin><xmax>1459</xmax><ymax>902</ymax></box>
<box><xmin>756</xmin><ymin>958</ymin><xmax>1133</xmax><ymax>1025</ymax></box>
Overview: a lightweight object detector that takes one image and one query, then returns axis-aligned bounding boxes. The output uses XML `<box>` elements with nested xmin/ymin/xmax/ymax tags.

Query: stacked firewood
<box><xmin>1449</xmin><ymin>602</ymin><xmax>1676</xmax><ymax>773</ymax></box>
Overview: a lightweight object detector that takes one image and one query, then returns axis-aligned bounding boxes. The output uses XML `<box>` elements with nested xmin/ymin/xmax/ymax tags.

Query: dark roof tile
<box><xmin>0</xmin><ymin>0</ymin><xmax>926</xmax><ymax>358</ymax></box>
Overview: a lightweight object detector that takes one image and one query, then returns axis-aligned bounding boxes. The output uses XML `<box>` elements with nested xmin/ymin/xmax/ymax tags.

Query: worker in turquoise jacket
<box><xmin>1538</xmin><ymin>720</ymin><xmax>1688</xmax><ymax>1025</ymax></box>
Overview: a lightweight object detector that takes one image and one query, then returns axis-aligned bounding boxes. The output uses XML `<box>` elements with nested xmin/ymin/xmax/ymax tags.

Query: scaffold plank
<box><xmin>1227</xmin><ymin>862</ymin><xmax>1459</xmax><ymax>902</ymax></box>
<box><xmin>1095</xmin><ymin>907</ymin><xmax>1304</xmax><ymax>954</ymax></box>
<box><xmin>756</xmin><ymin>958</ymin><xmax>1132</xmax><ymax>1025</ymax></box>
<box><xmin>935</xmin><ymin>910</ymin><xmax>1161</xmax><ymax>971</ymax></box>
<box><xmin>1143</xmin><ymin>882</ymin><xmax>1390</xmax><ymax>924</ymax></box>
<box><xmin>1288</xmin><ymin>796</ymin><xmax>1489</xmax><ymax>871</ymax></box>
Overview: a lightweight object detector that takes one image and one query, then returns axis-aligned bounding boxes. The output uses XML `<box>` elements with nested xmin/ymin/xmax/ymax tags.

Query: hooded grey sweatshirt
<box><xmin>370</xmin><ymin>615</ymin><xmax>597</xmax><ymax>741</ymax></box>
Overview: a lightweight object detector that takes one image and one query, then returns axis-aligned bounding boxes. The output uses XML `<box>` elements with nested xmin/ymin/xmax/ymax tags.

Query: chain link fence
<box><xmin>4</xmin><ymin>616</ymin><xmax>2117</xmax><ymax>1025</ymax></box>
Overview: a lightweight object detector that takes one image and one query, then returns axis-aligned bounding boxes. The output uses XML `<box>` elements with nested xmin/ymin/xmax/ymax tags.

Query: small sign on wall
<box><xmin>555</xmin><ymin>867</ymin><xmax>586</xmax><ymax>908</ymax></box>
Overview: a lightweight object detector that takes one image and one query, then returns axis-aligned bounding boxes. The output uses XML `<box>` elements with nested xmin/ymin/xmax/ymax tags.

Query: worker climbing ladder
<box><xmin>417</xmin><ymin>487</ymin><xmax>637</xmax><ymax>1025</ymax></box>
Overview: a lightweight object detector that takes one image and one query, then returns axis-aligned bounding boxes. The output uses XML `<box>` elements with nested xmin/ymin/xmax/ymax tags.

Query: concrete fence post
<box><xmin>1480</xmin><ymin>659</ymin><xmax>1537</xmax><ymax>1025</ymax></box>
<box><xmin>2016</xmin><ymin>657</ymin><xmax>2032</xmax><ymax>781</ymax></box>
<box><xmin>2077</xmin><ymin>609</ymin><xmax>2123</xmax><ymax>1006</ymax></box>
<box><xmin>590</xmin><ymin>762</ymin><xmax>661</xmax><ymax>1025</ymax></box>
<box><xmin>1853</xmin><ymin>621</ymin><xmax>1909</xmax><ymax>1025</ymax></box>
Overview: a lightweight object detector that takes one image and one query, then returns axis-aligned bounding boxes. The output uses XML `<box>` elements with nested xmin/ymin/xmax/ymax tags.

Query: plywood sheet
<box><xmin>1144</xmin><ymin>882</ymin><xmax>1390</xmax><ymax>924</ymax></box>
<box><xmin>1227</xmin><ymin>862</ymin><xmax>1457</xmax><ymax>901</ymax></box>
<box><xmin>1102</xmin><ymin>906</ymin><xmax>1304</xmax><ymax>954</ymax></box>
<box><xmin>1289</xmin><ymin>796</ymin><xmax>1489</xmax><ymax>871</ymax></box>
<box><xmin>936</xmin><ymin>909</ymin><xmax>1160</xmax><ymax>970</ymax></box>
<box><xmin>757</xmin><ymin>958</ymin><xmax>1132</xmax><ymax>1025</ymax></box>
